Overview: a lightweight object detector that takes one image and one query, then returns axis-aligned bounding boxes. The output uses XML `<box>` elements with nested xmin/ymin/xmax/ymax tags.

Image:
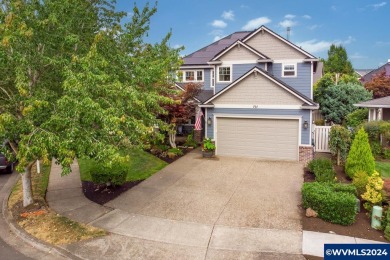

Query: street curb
<box><xmin>1</xmin><ymin>172</ymin><xmax>83</xmax><ymax>260</ymax></box>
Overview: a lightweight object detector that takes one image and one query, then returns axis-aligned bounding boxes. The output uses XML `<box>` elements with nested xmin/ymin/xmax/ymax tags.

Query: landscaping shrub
<box><xmin>385</xmin><ymin>209</ymin><xmax>390</xmax><ymax>241</ymax></box>
<box><xmin>302</xmin><ymin>182</ymin><xmax>357</xmax><ymax>225</ymax></box>
<box><xmin>383</xmin><ymin>147</ymin><xmax>390</xmax><ymax>159</ymax></box>
<box><xmin>90</xmin><ymin>160</ymin><xmax>128</xmax><ymax>186</ymax></box>
<box><xmin>345</xmin><ymin>109</ymin><xmax>368</xmax><ymax>128</ymax></box>
<box><xmin>329</xmin><ymin>125</ymin><xmax>351</xmax><ymax>165</ymax></box>
<box><xmin>370</xmin><ymin>141</ymin><xmax>382</xmax><ymax>158</ymax></box>
<box><xmin>345</xmin><ymin>128</ymin><xmax>375</xmax><ymax>178</ymax></box>
<box><xmin>363</xmin><ymin>121</ymin><xmax>382</xmax><ymax>141</ymax></box>
<box><xmin>362</xmin><ymin>171</ymin><xmax>384</xmax><ymax>211</ymax></box>
<box><xmin>314</xmin><ymin>119</ymin><xmax>325</xmax><ymax>126</ymax></box>
<box><xmin>332</xmin><ymin>182</ymin><xmax>358</xmax><ymax>196</ymax></box>
<box><xmin>352</xmin><ymin>171</ymin><xmax>369</xmax><ymax>196</ymax></box>
<box><xmin>315</xmin><ymin>169</ymin><xmax>336</xmax><ymax>183</ymax></box>
<box><xmin>184</xmin><ymin>133</ymin><xmax>198</xmax><ymax>148</ymax></box>
<box><xmin>307</xmin><ymin>158</ymin><xmax>333</xmax><ymax>174</ymax></box>
<box><xmin>167</xmin><ymin>147</ymin><xmax>183</xmax><ymax>158</ymax></box>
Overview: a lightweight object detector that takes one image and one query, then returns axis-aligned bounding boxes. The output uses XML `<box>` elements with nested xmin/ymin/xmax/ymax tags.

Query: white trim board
<box><xmin>213</xmin><ymin>104</ymin><xmax>303</xmax><ymax>109</ymax></box>
<box><xmin>212</xmin><ymin>40</ymin><xmax>268</xmax><ymax>61</ymax></box>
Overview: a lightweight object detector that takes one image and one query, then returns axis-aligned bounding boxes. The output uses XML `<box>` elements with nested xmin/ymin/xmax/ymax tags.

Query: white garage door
<box><xmin>216</xmin><ymin>117</ymin><xmax>299</xmax><ymax>160</ymax></box>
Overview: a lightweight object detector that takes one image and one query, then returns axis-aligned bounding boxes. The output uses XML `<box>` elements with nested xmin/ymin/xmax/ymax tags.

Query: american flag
<box><xmin>194</xmin><ymin>109</ymin><xmax>204</xmax><ymax>130</ymax></box>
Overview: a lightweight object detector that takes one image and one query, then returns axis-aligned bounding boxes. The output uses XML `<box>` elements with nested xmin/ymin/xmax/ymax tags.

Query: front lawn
<box><xmin>78</xmin><ymin>148</ymin><xmax>167</xmax><ymax>182</ymax></box>
<box><xmin>376</xmin><ymin>161</ymin><xmax>390</xmax><ymax>178</ymax></box>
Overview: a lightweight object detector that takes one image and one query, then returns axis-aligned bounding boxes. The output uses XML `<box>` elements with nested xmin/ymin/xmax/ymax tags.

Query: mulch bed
<box><xmin>82</xmin><ymin>180</ymin><xmax>142</xmax><ymax>205</ymax></box>
<box><xmin>81</xmin><ymin>147</ymin><xmax>194</xmax><ymax>205</ymax></box>
<box><xmin>302</xmin><ymin>165</ymin><xmax>388</xmax><ymax>243</ymax></box>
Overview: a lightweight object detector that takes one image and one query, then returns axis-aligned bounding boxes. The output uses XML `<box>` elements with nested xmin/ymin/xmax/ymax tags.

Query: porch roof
<box><xmin>355</xmin><ymin>96</ymin><xmax>390</xmax><ymax>108</ymax></box>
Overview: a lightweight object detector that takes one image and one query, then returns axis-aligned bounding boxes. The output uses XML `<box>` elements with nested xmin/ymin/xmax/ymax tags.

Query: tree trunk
<box><xmin>21</xmin><ymin>163</ymin><xmax>34</xmax><ymax>207</ymax></box>
<box><xmin>335</xmin><ymin>73</ymin><xmax>340</xmax><ymax>85</ymax></box>
<box><xmin>337</xmin><ymin>150</ymin><xmax>340</xmax><ymax>166</ymax></box>
<box><xmin>169</xmin><ymin>131</ymin><xmax>176</xmax><ymax>148</ymax></box>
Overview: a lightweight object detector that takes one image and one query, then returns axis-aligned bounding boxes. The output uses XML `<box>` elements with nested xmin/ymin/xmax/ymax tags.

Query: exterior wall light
<box><xmin>207</xmin><ymin>117</ymin><xmax>212</xmax><ymax>125</ymax></box>
<box><xmin>303</xmin><ymin>120</ymin><xmax>308</xmax><ymax>129</ymax></box>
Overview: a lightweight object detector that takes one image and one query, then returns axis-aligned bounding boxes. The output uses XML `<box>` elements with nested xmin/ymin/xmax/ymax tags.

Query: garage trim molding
<box><xmin>212</xmin><ymin>114</ymin><xmax>302</xmax><ymax>159</ymax></box>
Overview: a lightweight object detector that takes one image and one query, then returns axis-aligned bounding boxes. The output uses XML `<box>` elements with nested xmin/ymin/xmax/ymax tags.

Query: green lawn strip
<box><xmin>78</xmin><ymin>148</ymin><xmax>167</xmax><ymax>182</ymax></box>
<box><xmin>376</xmin><ymin>161</ymin><xmax>390</xmax><ymax>178</ymax></box>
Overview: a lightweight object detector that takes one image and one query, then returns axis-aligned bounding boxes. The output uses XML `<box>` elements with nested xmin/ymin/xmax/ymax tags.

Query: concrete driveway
<box><xmin>66</xmin><ymin>150</ymin><xmax>304</xmax><ymax>259</ymax></box>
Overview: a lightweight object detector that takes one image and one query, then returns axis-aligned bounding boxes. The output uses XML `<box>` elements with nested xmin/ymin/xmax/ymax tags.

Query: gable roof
<box><xmin>242</xmin><ymin>26</ymin><xmax>317</xmax><ymax>59</ymax></box>
<box><xmin>355</xmin><ymin>96</ymin><xmax>390</xmax><ymax>108</ymax></box>
<box><xmin>211</xmin><ymin>40</ymin><xmax>270</xmax><ymax>61</ymax></box>
<box><xmin>202</xmin><ymin>67</ymin><xmax>318</xmax><ymax>108</ymax></box>
<box><xmin>174</xmin><ymin>83</ymin><xmax>214</xmax><ymax>103</ymax></box>
<box><xmin>182</xmin><ymin>31</ymin><xmax>250</xmax><ymax>66</ymax></box>
<box><xmin>360</xmin><ymin>62</ymin><xmax>390</xmax><ymax>82</ymax></box>
<box><xmin>355</xmin><ymin>69</ymin><xmax>373</xmax><ymax>77</ymax></box>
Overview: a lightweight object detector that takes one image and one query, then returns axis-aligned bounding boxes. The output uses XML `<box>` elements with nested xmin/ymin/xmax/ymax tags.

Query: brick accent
<box><xmin>194</xmin><ymin>130</ymin><xmax>202</xmax><ymax>143</ymax></box>
<box><xmin>299</xmin><ymin>146</ymin><xmax>314</xmax><ymax>166</ymax></box>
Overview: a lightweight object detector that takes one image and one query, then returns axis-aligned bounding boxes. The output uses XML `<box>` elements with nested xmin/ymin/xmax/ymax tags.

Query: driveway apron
<box><xmin>65</xmin><ymin>150</ymin><xmax>304</xmax><ymax>259</ymax></box>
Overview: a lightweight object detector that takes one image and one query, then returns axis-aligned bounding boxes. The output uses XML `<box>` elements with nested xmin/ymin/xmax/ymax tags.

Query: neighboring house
<box><xmin>355</xmin><ymin>96</ymin><xmax>390</xmax><ymax>121</ymax></box>
<box><xmin>176</xmin><ymin>26</ymin><xmax>320</xmax><ymax>162</ymax></box>
<box><xmin>355</xmin><ymin>69</ymin><xmax>373</xmax><ymax>80</ymax></box>
<box><xmin>359</xmin><ymin>60</ymin><xmax>390</xmax><ymax>83</ymax></box>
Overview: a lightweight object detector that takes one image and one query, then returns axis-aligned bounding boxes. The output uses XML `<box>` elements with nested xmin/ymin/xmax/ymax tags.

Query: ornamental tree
<box><xmin>0</xmin><ymin>1</ymin><xmax>181</xmax><ymax>207</ymax></box>
<box><xmin>323</xmin><ymin>44</ymin><xmax>354</xmax><ymax>84</ymax></box>
<box><xmin>345</xmin><ymin>128</ymin><xmax>375</xmax><ymax>178</ymax></box>
<box><xmin>329</xmin><ymin>125</ymin><xmax>351</xmax><ymax>166</ymax></box>
<box><xmin>364</xmin><ymin>71</ymin><xmax>390</xmax><ymax>98</ymax></box>
<box><xmin>317</xmin><ymin>83</ymin><xmax>372</xmax><ymax>124</ymax></box>
<box><xmin>163</xmin><ymin>82</ymin><xmax>201</xmax><ymax>148</ymax></box>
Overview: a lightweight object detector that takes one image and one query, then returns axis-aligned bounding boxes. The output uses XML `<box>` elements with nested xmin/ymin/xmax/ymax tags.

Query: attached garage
<box><xmin>215</xmin><ymin>117</ymin><xmax>299</xmax><ymax>161</ymax></box>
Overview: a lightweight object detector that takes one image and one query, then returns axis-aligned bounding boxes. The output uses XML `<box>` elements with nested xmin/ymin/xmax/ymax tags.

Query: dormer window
<box><xmin>282</xmin><ymin>64</ymin><xmax>296</xmax><ymax>77</ymax></box>
<box><xmin>183</xmin><ymin>70</ymin><xmax>203</xmax><ymax>82</ymax></box>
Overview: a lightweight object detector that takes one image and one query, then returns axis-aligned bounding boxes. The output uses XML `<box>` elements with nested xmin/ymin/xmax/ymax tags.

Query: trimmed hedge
<box><xmin>302</xmin><ymin>182</ymin><xmax>357</xmax><ymax>225</ymax></box>
<box><xmin>90</xmin><ymin>161</ymin><xmax>128</xmax><ymax>186</ymax></box>
<box><xmin>307</xmin><ymin>158</ymin><xmax>336</xmax><ymax>182</ymax></box>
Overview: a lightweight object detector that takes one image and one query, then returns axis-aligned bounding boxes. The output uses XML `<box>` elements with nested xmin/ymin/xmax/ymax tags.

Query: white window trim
<box><xmin>183</xmin><ymin>69</ymin><xmax>204</xmax><ymax>82</ymax></box>
<box><xmin>217</xmin><ymin>65</ymin><xmax>232</xmax><ymax>83</ymax></box>
<box><xmin>282</xmin><ymin>63</ymin><xmax>297</xmax><ymax>78</ymax></box>
<box><xmin>210</xmin><ymin>69</ymin><xmax>215</xmax><ymax>88</ymax></box>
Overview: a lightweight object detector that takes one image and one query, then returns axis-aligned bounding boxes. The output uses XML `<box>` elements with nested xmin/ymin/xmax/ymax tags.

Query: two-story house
<box><xmin>176</xmin><ymin>26</ymin><xmax>320</xmax><ymax>163</ymax></box>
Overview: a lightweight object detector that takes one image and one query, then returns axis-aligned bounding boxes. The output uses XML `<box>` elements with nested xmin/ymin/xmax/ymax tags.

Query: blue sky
<box><xmin>116</xmin><ymin>0</ymin><xmax>390</xmax><ymax>69</ymax></box>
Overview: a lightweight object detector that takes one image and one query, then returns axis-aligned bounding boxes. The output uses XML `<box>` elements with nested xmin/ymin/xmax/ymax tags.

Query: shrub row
<box><xmin>307</xmin><ymin>158</ymin><xmax>336</xmax><ymax>182</ymax></box>
<box><xmin>302</xmin><ymin>182</ymin><xmax>357</xmax><ymax>225</ymax></box>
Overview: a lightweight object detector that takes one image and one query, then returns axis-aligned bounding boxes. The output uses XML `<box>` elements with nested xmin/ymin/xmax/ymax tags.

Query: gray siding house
<box><xmin>176</xmin><ymin>26</ymin><xmax>320</xmax><ymax>163</ymax></box>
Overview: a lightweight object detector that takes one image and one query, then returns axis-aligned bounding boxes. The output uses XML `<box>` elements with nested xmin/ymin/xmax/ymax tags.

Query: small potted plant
<box><xmin>202</xmin><ymin>138</ymin><xmax>216</xmax><ymax>158</ymax></box>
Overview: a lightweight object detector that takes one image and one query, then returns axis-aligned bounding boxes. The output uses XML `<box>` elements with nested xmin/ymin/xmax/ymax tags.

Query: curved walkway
<box><xmin>46</xmin><ymin>151</ymin><xmax>386</xmax><ymax>259</ymax></box>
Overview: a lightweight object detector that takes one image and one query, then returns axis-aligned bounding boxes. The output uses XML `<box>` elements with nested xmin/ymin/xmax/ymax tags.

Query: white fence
<box><xmin>313</xmin><ymin>125</ymin><xmax>331</xmax><ymax>153</ymax></box>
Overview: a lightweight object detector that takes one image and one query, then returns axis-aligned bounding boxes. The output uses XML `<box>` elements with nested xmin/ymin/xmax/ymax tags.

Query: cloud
<box><xmin>284</xmin><ymin>14</ymin><xmax>296</xmax><ymax>19</ymax></box>
<box><xmin>242</xmin><ymin>17</ymin><xmax>271</xmax><ymax>30</ymax></box>
<box><xmin>296</xmin><ymin>36</ymin><xmax>355</xmax><ymax>53</ymax></box>
<box><xmin>371</xmin><ymin>1</ymin><xmax>387</xmax><ymax>9</ymax></box>
<box><xmin>214</xmin><ymin>35</ymin><xmax>225</xmax><ymax>42</ymax></box>
<box><xmin>350</xmin><ymin>52</ymin><xmax>367</xmax><ymax>59</ymax></box>
<box><xmin>209</xmin><ymin>29</ymin><xmax>224</xmax><ymax>36</ymax></box>
<box><xmin>211</xmin><ymin>20</ymin><xmax>227</xmax><ymax>28</ymax></box>
<box><xmin>173</xmin><ymin>44</ymin><xmax>183</xmax><ymax>49</ymax></box>
<box><xmin>279</xmin><ymin>19</ymin><xmax>297</xmax><ymax>28</ymax></box>
<box><xmin>302</xmin><ymin>15</ymin><xmax>311</xmax><ymax>19</ymax></box>
<box><xmin>222</xmin><ymin>10</ymin><xmax>234</xmax><ymax>21</ymax></box>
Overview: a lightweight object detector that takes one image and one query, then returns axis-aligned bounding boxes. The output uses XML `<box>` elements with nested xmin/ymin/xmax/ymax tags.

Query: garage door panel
<box><xmin>216</xmin><ymin>117</ymin><xmax>299</xmax><ymax>160</ymax></box>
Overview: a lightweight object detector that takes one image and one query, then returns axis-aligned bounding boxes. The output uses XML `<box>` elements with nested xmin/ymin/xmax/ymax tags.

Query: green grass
<box><xmin>78</xmin><ymin>148</ymin><xmax>167</xmax><ymax>182</ymax></box>
<box><xmin>376</xmin><ymin>161</ymin><xmax>390</xmax><ymax>178</ymax></box>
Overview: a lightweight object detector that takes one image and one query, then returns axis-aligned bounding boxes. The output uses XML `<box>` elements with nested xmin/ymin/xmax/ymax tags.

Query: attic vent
<box><xmin>254</xmin><ymin>70</ymin><xmax>258</xmax><ymax>78</ymax></box>
<box><xmin>237</xmin><ymin>42</ymin><xmax>240</xmax><ymax>51</ymax></box>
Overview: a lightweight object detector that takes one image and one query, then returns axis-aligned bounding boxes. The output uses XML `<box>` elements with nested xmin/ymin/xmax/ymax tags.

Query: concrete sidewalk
<box><xmin>45</xmin><ymin>153</ymin><xmax>388</xmax><ymax>259</ymax></box>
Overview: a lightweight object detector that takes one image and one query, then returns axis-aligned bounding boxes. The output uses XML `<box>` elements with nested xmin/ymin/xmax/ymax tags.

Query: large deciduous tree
<box><xmin>317</xmin><ymin>83</ymin><xmax>372</xmax><ymax>124</ymax></box>
<box><xmin>364</xmin><ymin>71</ymin><xmax>390</xmax><ymax>98</ymax></box>
<box><xmin>0</xmin><ymin>1</ymin><xmax>181</xmax><ymax>207</ymax></box>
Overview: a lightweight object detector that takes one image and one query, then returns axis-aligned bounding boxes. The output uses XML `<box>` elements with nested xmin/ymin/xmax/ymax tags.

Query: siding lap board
<box><xmin>219</xmin><ymin>45</ymin><xmax>260</xmax><ymax>61</ymax></box>
<box><xmin>213</xmin><ymin>71</ymin><xmax>303</xmax><ymax>105</ymax></box>
<box><xmin>272</xmin><ymin>63</ymin><xmax>311</xmax><ymax>97</ymax></box>
<box><xmin>245</xmin><ymin>31</ymin><xmax>307</xmax><ymax>59</ymax></box>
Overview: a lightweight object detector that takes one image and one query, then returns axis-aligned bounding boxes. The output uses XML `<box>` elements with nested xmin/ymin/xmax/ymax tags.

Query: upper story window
<box><xmin>211</xmin><ymin>69</ymin><xmax>215</xmax><ymax>87</ymax></box>
<box><xmin>183</xmin><ymin>70</ymin><xmax>203</xmax><ymax>82</ymax></box>
<box><xmin>218</xmin><ymin>66</ymin><xmax>231</xmax><ymax>82</ymax></box>
<box><xmin>282</xmin><ymin>64</ymin><xmax>296</xmax><ymax>77</ymax></box>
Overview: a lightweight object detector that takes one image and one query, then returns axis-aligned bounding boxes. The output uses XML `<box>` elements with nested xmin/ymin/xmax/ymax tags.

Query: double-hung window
<box><xmin>218</xmin><ymin>66</ymin><xmax>231</xmax><ymax>82</ymax></box>
<box><xmin>183</xmin><ymin>70</ymin><xmax>203</xmax><ymax>82</ymax></box>
<box><xmin>282</xmin><ymin>64</ymin><xmax>296</xmax><ymax>77</ymax></box>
